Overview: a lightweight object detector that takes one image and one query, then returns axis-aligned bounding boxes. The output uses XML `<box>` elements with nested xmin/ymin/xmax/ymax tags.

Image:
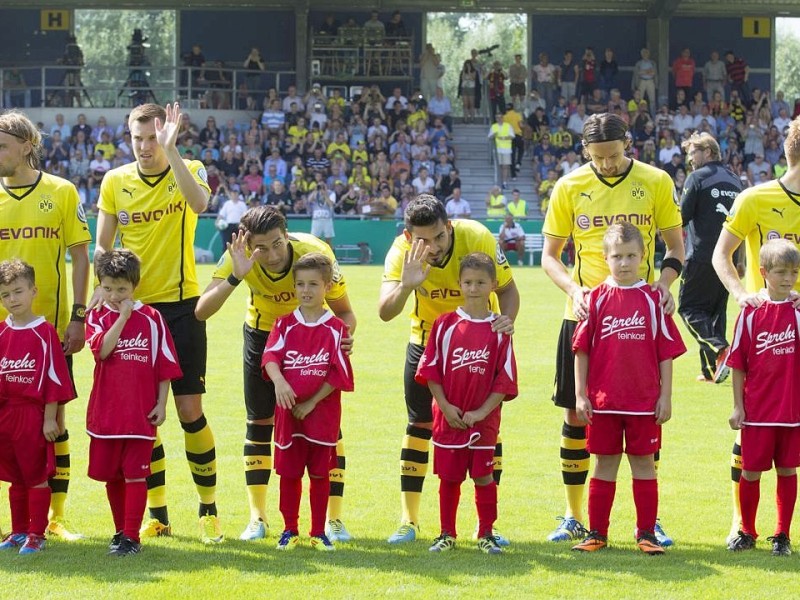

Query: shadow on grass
<box><xmin>0</xmin><ymin>536</ymin><xmax>793</xmax><ymax>584</ymax></box>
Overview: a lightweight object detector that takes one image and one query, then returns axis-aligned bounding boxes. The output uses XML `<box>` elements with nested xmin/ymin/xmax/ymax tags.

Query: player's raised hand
<box><xmin>274</xmin><ymin>379</ymin><xmax>298</xmax><ymax>409</ymax></box>
<box><xmin>62</xmin><ymin>321</ymin><xmax>86</xmax><ymax>356</ymax></box>
<box><xmin>228</xmin><ymin>231</ymin><xmax>258</xmax><ymax>280</ymax></box>
<box><xmin>400</xmin><ymin>239</ymin><xmax>432</xmax><ymax>290</ymax></box>
<box><xmin>155</xmin><ymin>102</ymin><xmax>181</xmax><ymax>150</ymax></box>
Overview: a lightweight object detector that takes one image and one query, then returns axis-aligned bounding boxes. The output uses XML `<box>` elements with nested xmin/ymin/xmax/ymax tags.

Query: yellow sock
<box><xmin>400</xmin><ymin>425</ymin><xmax>431</xmax><ymax>524</ymax></box>
<box><xmin>561</xmin><ymin>422</ymin><xmax>589</xmax><ymax>522</ymax></box>
<box><xmin>731</xmin><ymin>433</ymin><xmax>743</xmax><ymax>530</ymax></box>
<box><xmin>244</xmin><ymin>423</ymin><xmax>272</xmax><ymax>521</ymax></box>
<box><xmin>492</xmin><ymin>436</ymin><xmax>503</xmax><ymax>485</ymax></box>
<box><xmin>182</xmin><ymin>414</ymin><xmax>217</xmax><ymax>507</ymax></box>
<box><xmin>328</xmin><ymin>433</ymin><xmax>345</xmax><ymax>521</ymax></box>
<box><xmin>48</xmin><ymin>430</ymin><xmax>71</xmax><ymax>520</ymax></box>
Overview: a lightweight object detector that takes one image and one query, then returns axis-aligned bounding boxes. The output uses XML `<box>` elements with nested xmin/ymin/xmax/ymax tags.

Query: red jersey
<box><xmin>86</xmin><ymin>303</ymin><xmax>183</xmax><ymax>439</ymax></box>
<box><xmin>727</xmin><ymin>299</ymin><xmax>800</xmax><ymax>426</ymax></box>
<box><xmin>0</xmin><ymin>317</ymin><xmax>75</xmax><ymax>407</ymax></box>
<box><xmin>262</xmin><ymin>309</ymin><xmax>353</xmax><ymax>448</ymax></box>
<box><xmin>415</xmin><ymin>308</ymin><xmax>518</xmax><ymax>449</ymax></box>
<box><xmin>572</xmin><ymin>279</ymin><xmax>686</xmax><ymax>414</ymax></box>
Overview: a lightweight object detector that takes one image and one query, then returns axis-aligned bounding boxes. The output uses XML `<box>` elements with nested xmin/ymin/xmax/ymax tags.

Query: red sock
<box><xmin>27</xmin><ymin>486</ymin><xmax>51</xmax><ymax>537</ymax></box>
<box><xmin>124</xmin><ymin>481</ymin><xmax>147</xmax><ymax>543</ymax></box>
<box><xmin>8</xmin><ymin>484</ymin><xmax>29</xmax><ymax>534</ymax></box>
<box><xmin>776</xmin><ymin>474</ymin><xmax>797</xmax><ymax>536</ymax></box>
<box><xmin>106</xmin><ymin>479</ymin><xmax>126</xmax><ymax>533</ymax></box>
<box><xmin>632</xmin><ymin>478</ymin><xmax>658</xmax><ymax>536</ymax></box>
<box><xmin>309</xmin><ymin>476</ymin><xmax>329</xmax><ymax>537</ymax></box>
<box><xmin>438</xmin><ymin>479</ymin><xmax>461</xmax><ymax>537</ymax></box>
<box><xmin>475</xmin><ymin>481</ymin><xmax>498</xmax><ymax>538</ymax></box>
<box><xmin>588</xmin><ymin>478</ymin><xmax>616</xmax><ymax>537</ymax></box>
<box><xmin>279</xmin><ymin>476</ymin><xmax>302</xmax><ymax>533</ymax></box>
<box><xmin>738</xmin><ymin>477</ymin><xmax>760</xmax><ymax>538</ymax></box>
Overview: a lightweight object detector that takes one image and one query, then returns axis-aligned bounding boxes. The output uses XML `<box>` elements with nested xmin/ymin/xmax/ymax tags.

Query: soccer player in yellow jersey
<box><xmin>379</xmin><ymin>194</ymin><xmax>519</xmax><ymax>544</ymax></box>
<box><xmin>0</xmin><ymin>111</ymin><xmax>91</xmax><ymax>542</ymax></box>
<box><xmin>93</xmin><ymin>103</ymin><xmax>223</xmax><ymax>544</ymax></box>
<box><xmin>541</xmin><ymin>113</ymin><xmax>684</xmax><ymax>545</ymax></box>
<box><xmin>713</xmin><ymin>116</ymin><xmax>800</xmax><ymax>546</ymax></box>
<box><xmin>195</xmin><ymin>206</ymin><xmax>357</xmax><ymax>543</ymax></box>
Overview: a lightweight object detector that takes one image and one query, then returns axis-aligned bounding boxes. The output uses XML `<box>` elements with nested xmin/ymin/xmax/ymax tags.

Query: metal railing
<box><xmin>310</xmin><ymin>33</ymin><xmax>414</xmax><ymax>80</ymax></box>
<box><xmin>0</xmin><ymin>65</ymin><xmax>296</xmax><ymax>110</ymax></box>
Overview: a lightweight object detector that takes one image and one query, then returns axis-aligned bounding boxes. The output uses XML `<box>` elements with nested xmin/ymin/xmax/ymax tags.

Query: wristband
<box><xmin>70</xmin><ymin>303</ymin><xmax>87</xmax><ymax>323</ymax></box>
<box><xmin>661</xmin><ymin>257</ymin><xmax>683</xmax><ymax>276</ymax></box>
<box><xmin>227</xmin><ymin>273</ymin><xmax>242</xmax><ymax>287</ymax></box>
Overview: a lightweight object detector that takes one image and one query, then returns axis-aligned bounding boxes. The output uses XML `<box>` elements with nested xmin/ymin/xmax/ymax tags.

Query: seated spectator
<box><xmin>585</xmin><ymin>88</ymin><xmax>606</xmax><ymax>115</ymax></box>
<box><xmin>435</xmin><ymin>167</ymin><xmax>460</xmax><ymax>202</ymax></box>
<box><xmin>445</xmin><ymin>188</ymin><xmax>471</xmax><ymax>219</ymax></box>
<box><xmin>411</xmin><ymin>149</ymin><xmax>433</xmax><ymax>177</ymax></box>
<box><xmin>261</xmin><ymin>99</ymin><xmax>286</xmax><ymax>140</ymax></box>
<box><xmin>91</xmin><ymin>116</ymin><xmax>114</xmax><ymax>144</ymax></box>
<box><xmin>639</xmin><ymin>139</ymin><xmax>657</xmax><ymax>165</ymax></box>
<box><xmin>199</xmin><ymin>116</ymin><xmax>222</xmax><ymax>146</ymax></box>
<box><xmin>68</xmin><ymin>148</ymin><xmax>90</xmax><ymax>181</ymax></box>
<box><xmin>498</xmin><ymin>214</ymin><xmax>525</xmax><ymax>266</ymax></box>
<box><xmin>243</xmin><ymin>162</ymin><xmax>264</xmax><ymax>197</ymax></box>
<box><xmin>672</xmin><ymin>104</ymin><xmax>694</xmax><ymax>136</ymax></box>
<box><xmin>71</xmin><ymin>129</ymin><xmax>93</xmax><ymax>161</ymax></box>
<box><xmin>427</xmin><ymin>88</ymin><xmax>453</xmax><ymax>132</ymax></box>
<box><xmin>111</xmin><ymin>147</ymin><xmax>131</xmax><ymax>169</ymax></box>
<box><xmin>765</xmin><ymin>138</ymin><xmax>783</xmax><ymax>167</ymax></box>
<box><xmin>385</xmin><ymin>87</ymin><xmax>409</xmax><ymax>111</ymax></box>
<box><xmin>433</xmin><ymin>152</ymin><xmax>454</xmax><ymax>181</ymax></box>
<box><xmin>662</xmin><ymin>152</ymin><xmax>684</xmax><ymax>179</ymax></box>
<box><xmin>658</xmin><ymin>137</ymin><xmax>682</xmax><ymax>166</ymax></box>
<box><xmin>327</xmin><ymin>132</ymin><xmax>351</xmax><ymax>158</ymax></box>
<box><xmin>538</xmin><ymin>168</ymin><xmax>559</xmax><ymax>211</ymax></box>
<box><xmin>746</xmin><ymin>153</ymin><xmax>771</xmax><ymax>185</ymax></box>
<box><xmin>390</xmin><ymin>132</ymin><xmax>412</xmax><ymax>161</ymax></box>
<box><xmin>336</xmin><ymin>184</ymin><xmax>361</xmax><ymax>215</ymax></box>
<box><xmin>411</xmin><ymin>166</ymin><xmax>435</xmax><ymax>195</ymax></box>
<box><xmin>178</xmin><ymin>135</ymin><xmax>202</xmax><ymax>160</ymax></box>
<box><xmin>282</xmin><ymin>84</ymin><xmax>305</xmax><ymax>113</ymax></box>
<box><xmin>307</xmin><ymin>100</ymin><xmax>328</xmax><ymax>130</ymax></box>
<box><xmin>71</xmin><ymin>113</ymin><xmax>91</xmax><ymax>141</ymax></box>
<box><xmin>88</xmin><ymin>149</ymin><xmax>111</xmax><ymax>191</ymax></box>
<box><xmin>506</xmin><ymin>188</ymin><xmax>527</xmax><ymax>218</ymax></box>
<box><xmin>566</xmin><ymin>104</ymin><xmax>588</xmax><ymax>138</ymax></box>
<box><xmin>367</xmin><ymin>184</ymin><xmax>398</xmax><ymax>218</ymax></box>
<box><xmin>265</xmin><ymin>180</ymin><xmax>291</xmax><ymax>215</ymax></box>
<box><xmin>46</xmin><ymin>130</ymin><xmax>70</xmax><ymax>168</ymax></box>
<box><xmin>50</xmin><ymin>113</ymin><xmax>71</xmax><ymax>141</ymax></box>
<box><xmin>485</xmin><ymin>185</ymin><xmax>507</xmax><ymax>218</ymax></box>
<box><xmin>306</xmin><ymin>145</ymin><xmax>331</xmax><ymax>175</ymax></box>
<box><xmin>176</xmin><ymin>113</ymin><xmax>200</xmax><ymax>144</ymax></box>
<box><xmin>634</xmin><ymin>121</ymin><xmax>657</xmax><ymax>153</ymax></box>
<box><xmin>693</xmin><ymin>105</ymin><xmax>717</xmax><ymax>136</ymax></box>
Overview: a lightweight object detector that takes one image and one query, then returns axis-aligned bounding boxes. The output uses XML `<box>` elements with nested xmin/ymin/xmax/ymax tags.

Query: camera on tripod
<box><xmin>127</xmin><ymin>29</ymin><xmax>151</xmax><ymax>68</ymax></box>
<box><xmin>62</xmin><ymin>35</ymin><xmax>84</xmax><ymax>68</ymax></box>
<box><xmin>476</xmin><ymin>44</ymin><xmax>500</xmax><ymax>58</ymax></box>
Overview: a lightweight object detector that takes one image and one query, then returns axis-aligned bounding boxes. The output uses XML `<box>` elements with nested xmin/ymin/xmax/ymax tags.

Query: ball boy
<box><xmin>262</xmin><ymin>253</ymin><xmax>354</xmax><ymax>552</ymax></box>
<box><xmin>86</xmin><ymin>250</ymin><xmax>183</xmax><ymax>556</ymax></box>
<box><xmin>726</xmin><ymin>239</ymin><xmax>800</xmax><ymax>556</ymax></box>
<box><xmin>571</xmin><ymin>223</ymin><xmax>685</xmax><ymax>555</ymax></box>
<box><xmin>0</xmin><ymin>260</ymin><xmax>75</xmax><ymax>554</ymax></box>
<box><xmin>415</xmin><ymin>252</ymin><xmax>518</xmax><ymax>555</ymax></box>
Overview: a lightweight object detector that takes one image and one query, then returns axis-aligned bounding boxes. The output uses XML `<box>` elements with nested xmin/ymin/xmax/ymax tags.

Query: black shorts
<box><xmin>509</xmin><ymin>82</ymin><xmax>526</xmax><ymax>98</ymax></box>
<box><xmin>243</xmin><ymin>323</ymin><xmax>276</xmax><ymax>421</ymax></box>
<box><xmin>65</xmin><ymin>353</ymin><xmax>78</xmax><ymax>399</ymax></box>
<box><xmin>404</xmin><ymin>343</ymin><xmax>433</xmax><ymax>423</ymax></box>
<box><xmin>552</xmin><ymin>319</ymin><xmax>578</xmax><ymax>409</ymax></box>
<box><xmin>151</xmin><ymin>298</ymin><xmax>207</xmax><ymax>396</ymax></box>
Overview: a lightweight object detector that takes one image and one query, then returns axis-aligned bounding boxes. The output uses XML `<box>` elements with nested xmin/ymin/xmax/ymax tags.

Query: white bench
<box><xmin>494</xmin><ymin>233</ymin><xmax>544</xmax><ymax>266</ymax></box>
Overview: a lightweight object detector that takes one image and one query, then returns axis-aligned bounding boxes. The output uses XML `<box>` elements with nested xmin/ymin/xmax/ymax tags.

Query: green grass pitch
<box><xmin>0</xmin><ymin>265</ymin><xmax>792</xmax><ymax>599</ymax></box>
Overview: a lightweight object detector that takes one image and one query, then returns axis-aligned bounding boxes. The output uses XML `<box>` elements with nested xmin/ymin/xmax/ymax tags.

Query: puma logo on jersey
<box><xmin>772</xmin><ymin>207</ymin><xmax>786</xmax><ymax>218</ymax></box>
<box><xmin>716</xmin><ymin>203</ymin><xmax>730</xmax><ymax>216</ymax></box>
<box><xmin>122</xmin><ymin>188</ymin><xmax>134</xmax><ymax>197</ymax></box>
<box><xmin>579</xmin><ymin>192</ymin><xmax>594</xmax><ymax>201</ymax></box>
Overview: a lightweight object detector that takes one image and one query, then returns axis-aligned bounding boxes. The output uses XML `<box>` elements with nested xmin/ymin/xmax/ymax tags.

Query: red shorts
<box><xmin>502</xmin><ymin>240</ymin><xmax>523</xmax><ymax>251</ymax></box>
<box><xmin>274</xmin><ymin>436</ymin><xmax>337</xmax><ymax>479</ymax></box>
<box><xmin>0</xmin><ymin>404</ymin><xmax>54</xmax><ymax>486</ymax></box>
<box><xmin>433</xmin><ymin>444</ymin><xmax>495</xmax><ymax>482</ymax></box>
<box><xmin>741</xmin><ymin>426</ymin><xmax>800</xmax><ymax>471</ymax></box>
<box><xmin>88</xmin><ymin>437</ymin><xmax>154</xmax><ymax>482</ymax></box>
<box><xmin>587</xmin><ymin>413</ymin><xmax>661</xmax><ymax>456</ymax></box>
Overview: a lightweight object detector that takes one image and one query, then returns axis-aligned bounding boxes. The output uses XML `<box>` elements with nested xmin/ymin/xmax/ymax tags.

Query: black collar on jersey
<box><xmin>778</xmin><ymin>178</ymin><xmax>800</xmax><ymax>207</ymax></box>
<box><xmin>590</xmin><ymin>157</ymin><xmax>634</xmax><ymax>189</ymax></box>
<box><xmin>137</xmin><ymin>164</ymin><xmax>171</xmax><ymax>188</ymax></box>
<box><xmin>1</xmin><ymin>170</ymin><xmax>42</xmax><ymax>201</ymax></box>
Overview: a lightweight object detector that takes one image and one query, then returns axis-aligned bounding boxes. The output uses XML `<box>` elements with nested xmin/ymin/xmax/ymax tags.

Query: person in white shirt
<box><xmin>498</xmin><ymin>213</ymin><xmax>526</xmax><ymax>266</ymax></box>
<box><xmin>216</xmin><ymin>188</ymin><xmax>248</xmax><ymax>252</ymax></box>
<box><xmin>412</xmin><ymin>166</ymin><xmax>435</xmax><ymax>195</ymax></box>
<box><xmin>444</xmin><ymin>187</ymin><xmax>471</xmax><ymax>219</ymax></box>
<box><xmin>384</xmin><ymin>87</ymin><xmax>408</xmax><ymax>111</ymax></box>
<box><xmin>672</xmin><ymin>104</ymin><xmax>695</xmax><ymax>137</ymax></box>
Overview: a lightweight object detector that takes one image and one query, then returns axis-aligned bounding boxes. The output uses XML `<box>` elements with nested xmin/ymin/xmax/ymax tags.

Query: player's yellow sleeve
<box><xmin>212</xmin><ymin>252</ymin><xmax>234</xmax><ymax>279</ymax></box>
<box><xmin>542</xmin><ymin>178</ymin><xmax>574</xmax><ymax>239</ymax></box>
<box><xmin>653</xmin><ymin>173</ymin><xmax>683</xmax><ymax>232</ymax></box>
<box><xmin>97</xmin><ymin>173</ymin><xmax>116</xmax><ymax>215</ymax></box>
<box><xmin>382</xmin><ymin>236</ymin><xmax>406</xmax><ymax>283</ymax></box>
<box><xmin>63</xmin><ymin>183</ymin><xmax>92</xmax><ymax>247</ymax></box>
<box><xmin>723</xmin><ymin>188</ymin><xmax>758</xmax><ymax>241</ymax></box>
<box><xmin>187</xmin><ymin>159</ymin><xmax>212</xmax><ymax>196</ymax></box>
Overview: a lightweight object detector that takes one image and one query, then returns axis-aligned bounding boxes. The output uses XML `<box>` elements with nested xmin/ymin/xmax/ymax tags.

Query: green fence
<box><xmin>84</xmin><ymin>216</ymin><xmax>544</xmax><ymax>265</ymax></box>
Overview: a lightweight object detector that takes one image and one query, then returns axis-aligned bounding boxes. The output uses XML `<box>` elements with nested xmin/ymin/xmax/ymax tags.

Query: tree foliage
<box><xmin>776</xmin><ymin>24</ymin><xmax>800</xmax><ymax>102</ymax></box>
<box><xmin>74</xmin><ymin>10</ymin><xmax>176</xmax><ymax>107</ymax></box>
<box><xmin>428</xmin><ymin>13</ymin><xmax>527</xmax><ymax>115</ymax></box>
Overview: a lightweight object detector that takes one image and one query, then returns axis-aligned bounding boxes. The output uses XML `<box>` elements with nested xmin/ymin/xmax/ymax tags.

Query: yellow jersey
<box><xmin>724</xmin><ymin>179</ymin><xmax>800</xmax><ymax>292</ymax></box>
<box><xmin>383</xmin><ymin>219</ymin><xmax>514</xmax><ymax>345</ymax></box>
<box><xmin>0</xmin><ymin>171</ymin><xmax>92</xmax><ymax>337</ymax></box>
<box><xmin>212</xmin><ymin>232</ymin><xmax>347</xmax><ymax>331</ymax></box>
<box><xmin>98</xmin><ymin>160</ymin><xmax>211</xmax><ymax>304</ymax></box>
<box><xmin>543</xmin><ymin>160</ymin><xmax>682</xmax><ymax>320</ymax></box>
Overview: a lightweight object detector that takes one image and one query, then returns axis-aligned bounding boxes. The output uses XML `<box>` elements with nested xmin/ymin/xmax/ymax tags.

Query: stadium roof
<box><xmin>8</xmin><ymin>0</ymin><xmax>800</xmax><ymax>17</ymax></box>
